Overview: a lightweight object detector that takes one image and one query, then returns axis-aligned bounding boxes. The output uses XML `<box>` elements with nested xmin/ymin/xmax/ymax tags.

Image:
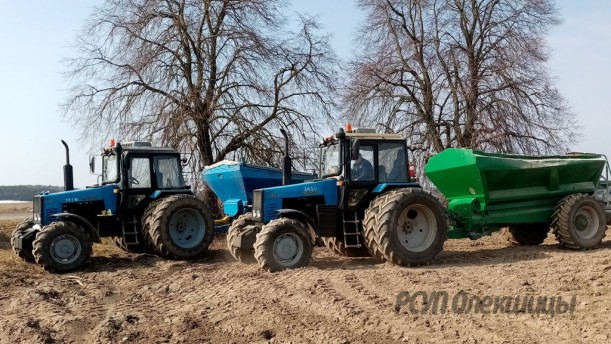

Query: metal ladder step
<box><xmin>342</xmin><ymin>211</ymin><xmax>361</xmax><ymax>248</ymax></box>
<box><xmin>122</xmin><ymin>218</ymin><xmax>139</xmax><ymax>245</ymax></box>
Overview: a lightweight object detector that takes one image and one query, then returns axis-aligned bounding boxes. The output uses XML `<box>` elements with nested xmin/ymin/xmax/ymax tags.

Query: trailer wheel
<box><xmin>227</xmin><ymin>213</ymin><xmax>259</xmax><ymax>264</ymax></box>
<box><xmin>552</xmin><ymin>194</ymin><xmax>607</xmax><ymax>249</ymax></box>
<box><xmin>506</xmin><ymin>224</ymin><xmax>550</xmax><ymax>245</ymax></box>
<box><xmin>371</xmin><ymin>188</ymin><xmax>447</xmax><ymax>266</ymax></box>
<box><xmin>32</xmin><ymin>221</ymin><xmax>92</xmax><ymax>273</ymax></box>
<box><xmin>11</xmin><ymin>219</ymin><xmax>35</xmax><ymax>262</ymax></box>
<box><xmin>254</xmin><ymin>218</ymin><xmax>312</xmax><ymax>272</ymax></box>
<box><xmin>148</xmin><ymin>195</ymin><xmax>213</xmax><ymax>259</ymax></box>
<box><xmin>322</xmin><ymin>237</ymin><xmax>372</xmax><ymax>258</ymax></box>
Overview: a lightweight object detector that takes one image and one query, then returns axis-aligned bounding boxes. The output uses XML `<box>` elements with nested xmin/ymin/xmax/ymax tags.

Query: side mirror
<box><xmin>409</xmin><ymin>144</ymin><xmax>422</xmax><ymax>152</ymax></box>
<box><xmin>89</xmin><ymin>156</ymin><xmax>95</xmax><ymax>174</ymax></box>
<box><xmin>351</xmin><ymin>139</ymin><xmax>360</xmax><ymax>160</ymax></box>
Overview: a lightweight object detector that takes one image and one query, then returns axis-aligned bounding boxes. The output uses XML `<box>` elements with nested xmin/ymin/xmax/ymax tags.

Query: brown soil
<box><xmin>1</xmin><ymin>218</ymin><xmax>610</xmax><ymax>344</ymax></box>
<box><xmin>0</xmin><ymin>202</ymin><xmax>32</xmax><ymax>221</ymax></box>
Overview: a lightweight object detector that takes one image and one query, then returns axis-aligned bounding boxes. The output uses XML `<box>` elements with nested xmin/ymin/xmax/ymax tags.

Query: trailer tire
<box><xmin>11</xmin><ymin>219</ymin><xmax>36</xmax><ymax>262</ymax></box>
<box><xmin>370</xmin><ymin>188</ymin><xmax>447</xmax><ymax>266</ymax></box>
<box><xmin>32</xmin><ymin>221</ymin><xmax>92</xmax><ymax>273</ymax></box>
<box><xmin>254</xmin><ymin>218</ymin><xmax>312</xmax><ymax>272</ymax></box>
<box><xmin>322</xmin><ymin>237</ymin><xmax>372</xmax><ymax>258</ymax></box>
<box><xmin>148</xmin><ymin>195</ymin><xmax>213</xmax><ymax>259</ymax></box>
<box><xmin>227</xmin><ymin>213</ymin><xmax>259</xmax><ymax>264</ymax></box>
<box><xmin>552</xmin><ymin>194</ymin><xmax>607</xmax><ymax>249</ymax></box>
<box><xmin>506</xmin><ymin>224</ymin><xmax>550</xmax><ymax>245</ymax></box>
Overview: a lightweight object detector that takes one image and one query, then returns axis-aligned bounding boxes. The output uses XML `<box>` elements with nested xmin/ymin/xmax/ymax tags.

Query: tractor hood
<box><xmin>255</xmin><ymin>179</ymin><xmax>338</xmax><ymax>223</ymax></box>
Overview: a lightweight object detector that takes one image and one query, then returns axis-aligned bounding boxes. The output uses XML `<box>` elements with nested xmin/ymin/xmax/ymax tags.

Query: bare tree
<box><xmin>63</xmin><ymin>0</ymin><xmax>338</xmax><ymax>174</ymax></box>
<box><xmin>344</xmin><ymin>0</ymin><xmax>577</xmax><ymax>155</ymax></box>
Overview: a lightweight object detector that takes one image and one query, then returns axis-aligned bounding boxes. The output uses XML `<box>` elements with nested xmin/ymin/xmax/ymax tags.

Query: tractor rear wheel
<box><xmin>370</xmin><ymin>188</ymin><xmax>447</xmax><ymax>266</ymax></box>
<box><xmin>148</xmin><ymin>194</ymin><xmax>213</xmax><ymax>259</ymax></box>
<box><xmin>322</xmin><ymin>237</ymin><xmax>371</xmax><ymax>257</ymax></box>
<box><xmin>254</xmin><ymin>218</ymin><xmax>312</xmax><ymax>272</ymax></box>
<box><xmin>506</xmin><ymin>224</ymin><xmax>550</xmax><ymax>245</ymax></box>
<box><xmin>32</xmin><ymin>221</ymin><xmax>93</xmax><ymax>273</ymax></box>
<box><xmin>227</xmin><ymin>213</ymin><xmax>259</xmax><ymax>264</ymax></box>
<box><xmin>11</xmin><ymin>219</ymin><xmax>36</xmax><ymax>262</ymax></box>
<box><xmin>551</xmin><ymin>194</ymin><xmax>607</xmax><ymax>249</ymax></box>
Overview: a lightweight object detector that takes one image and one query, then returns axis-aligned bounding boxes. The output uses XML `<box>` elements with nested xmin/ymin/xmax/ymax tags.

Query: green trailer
<box><xmin>425</xmin><ymin>148</ymin><xmax>610</xmax><ymax>249</ymax></box>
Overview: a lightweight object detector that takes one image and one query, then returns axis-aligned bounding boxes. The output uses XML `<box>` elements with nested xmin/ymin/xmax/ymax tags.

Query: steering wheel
<box><xmin>130</xmin><ymin>176</ymin><xmax>140</xmax><ymax>185</ymax></box>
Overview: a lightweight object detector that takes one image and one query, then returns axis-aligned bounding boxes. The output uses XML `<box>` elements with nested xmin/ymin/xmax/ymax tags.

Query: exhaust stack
<box><xmin>279</xmin><ymin>129</ymin><xmax>292</xmax><ymax>185</ymax></box>
<box><xmin>61</xmin><ymin>140</ymin><xmax>74</xmax><ymax>191</ymax></box>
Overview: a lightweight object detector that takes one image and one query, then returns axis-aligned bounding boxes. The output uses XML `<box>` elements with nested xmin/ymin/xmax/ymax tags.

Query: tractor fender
<box><xmin>276</xmin><ymin>209</ymin><xmax>317</xmax><ymax>242</ymax></box>
<box><xmin>51</xmin><ymin>213</ymin><xmax>101</xmax><ymax>243</ymax></box>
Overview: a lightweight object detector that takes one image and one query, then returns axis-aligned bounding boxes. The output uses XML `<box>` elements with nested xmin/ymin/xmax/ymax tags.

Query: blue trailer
<box><xmin>202</xmin><ymin>160</ymin><xmax>315</xmax><ymax>223</ymax></box>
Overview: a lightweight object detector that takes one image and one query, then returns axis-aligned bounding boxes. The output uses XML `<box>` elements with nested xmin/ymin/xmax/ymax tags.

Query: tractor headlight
<box><xmin>252</xmin><ymin>190</ymin><xmax>263</xmax><ymax>219</ymax></box>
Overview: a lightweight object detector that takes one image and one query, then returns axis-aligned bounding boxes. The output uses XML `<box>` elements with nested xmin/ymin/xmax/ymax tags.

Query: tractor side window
<box><xmin>379</xmin><ymin>143</ymin><xmax>408</xmax><ymax>182</ymax></box>
<box><xmin>155</xmin><ymin>156</ymin><xmax>184</xmax><ymax>188</ymax></box>
<box><xmin>351</xmin><ymin>145</ymin><xmax>375</xmax><ymax>181</ymax></box>
<box><xmin>129</xmin><ymin>158</ymin><xmax>151</xmax><ymax>188</ymax></box>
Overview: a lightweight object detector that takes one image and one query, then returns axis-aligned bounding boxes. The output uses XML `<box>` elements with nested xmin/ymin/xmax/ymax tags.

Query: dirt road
<box><xmin>1</xmin><ymin>218</ymin><xmax>610</xmax><ymax>344</ymax></box>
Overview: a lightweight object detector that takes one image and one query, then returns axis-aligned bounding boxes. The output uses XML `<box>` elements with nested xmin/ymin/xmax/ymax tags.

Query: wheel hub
<box><xmin>575</xmin><ymin>214</ymin><xmax>589</xmax><ymax>231</ymax></box>
<box><xmin>573</xmin><ymin>206</ymin><xmax>599</xmax><ymax>239</ymax></box>
<box><xmin>50</xmin><ymin>234</ymin><xmax>81</xmax><ymax>264</ymax></box>
<box><xmin>273</xmin><ymin>233</ymin><xmax>303</xmax><ymax>266</ymax></box>
<box><xmin>397</xmin><ymin>204</ymin><xmax>437</xmax><ymax>252</ymax></box>
<box><xmin>169</xmin><ymin>208</ymin><xmax>206</xmax><ymax>249</ymax></box>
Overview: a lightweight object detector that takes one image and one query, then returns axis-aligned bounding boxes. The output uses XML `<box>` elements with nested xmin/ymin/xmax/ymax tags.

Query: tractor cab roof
<box><xmin>344</xmin><ymin>132</ymin><xmax>404</xmax><ymax>140</ymax></box>
<box><xmin>103</xmin><ymin>141</ymin><xmax>180</xmax><ymax>155</ymax></box>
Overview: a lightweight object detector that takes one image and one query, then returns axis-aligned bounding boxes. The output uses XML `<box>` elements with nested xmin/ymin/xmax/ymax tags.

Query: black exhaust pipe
<box><xmin>61</xmin><ymin>140</ymin><xmax>74</xmax><ymax>191</ymax></box>
<box><xmin>279</xmin><ymin>129</ymin><xmax>292</xmax><ymax>185</ymax></box>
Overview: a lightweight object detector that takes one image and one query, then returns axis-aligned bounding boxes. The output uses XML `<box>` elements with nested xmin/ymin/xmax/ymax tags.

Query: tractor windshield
<box><xmin>102</xmin><ymin>154</ymin><xmax>119</xmax><ymax>183</ymax></box>
<box><xmin>320</xmin><ymin>142</ymin><xmax>341</xmax><ymax>178</ymax></box>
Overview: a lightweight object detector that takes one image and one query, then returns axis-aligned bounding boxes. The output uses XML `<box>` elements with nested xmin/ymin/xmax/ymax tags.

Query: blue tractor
<box><xmin>11</xmin><ymin>140</ymin><xmax>213</xmax><ymax>272</ymax></box>
<box><xmin>227</xmin><ymin>127</ymin><xmax>448</xmax><ymax>271</ymax></box>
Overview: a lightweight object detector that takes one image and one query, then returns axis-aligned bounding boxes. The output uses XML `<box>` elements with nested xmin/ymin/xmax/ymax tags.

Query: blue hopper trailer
<box><xmin>202</xmin><ymin>160</ymin><xmax>316</xmax><ymax>232</ymax></box>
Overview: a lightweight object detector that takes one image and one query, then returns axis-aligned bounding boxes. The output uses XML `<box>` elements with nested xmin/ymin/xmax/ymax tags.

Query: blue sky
<box><xmin>0</xmin><ymin>0</ymin><xmax>609</xmax><ymax>187</ymax></box>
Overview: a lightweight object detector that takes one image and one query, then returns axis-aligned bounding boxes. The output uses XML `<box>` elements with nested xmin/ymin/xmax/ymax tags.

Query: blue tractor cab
<box><xmin>227</xmin><ymin>127</ymin><xmax>448</xmax><ymax>271</ymax></box>
<box><xmin>12</xmin><ymin>141</ymin><xmax>213</xmax><ymax>273</ymax></box>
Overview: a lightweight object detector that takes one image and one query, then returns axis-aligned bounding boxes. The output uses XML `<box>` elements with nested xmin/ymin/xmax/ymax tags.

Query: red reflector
<box><xmin>408</xmin><ymin>162</ymin><xmax>416</xmax><ymax>177</ymax></box>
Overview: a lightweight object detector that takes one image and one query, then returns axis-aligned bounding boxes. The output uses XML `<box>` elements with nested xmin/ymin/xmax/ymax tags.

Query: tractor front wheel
<box><xmin>552</xmin><ymin>194</ymin><xmax>607</xmax><ymax>249</ymax></box>
<box><xmin>370</xmin><ymin>188</ymin><xmax>447</xmax><ymax>266</ymax></box>
<box><xmin>254</xmin><ymin>218</ymin><xmax>312</xmax><ymax>272</ymax></box>
<box><xmin>32</xmin><ymin>221</ymin><xmax>92</xmax><ymax>273</ymax></box>
<box><xmin>148</xmin><ymin>195</ymin><xmax>214</xmax><ymax>259</ymax></box>
<box><xmin>11</xmin><ymin>219</ymin><xmax>36</xmax><ymax>262</ymax></box>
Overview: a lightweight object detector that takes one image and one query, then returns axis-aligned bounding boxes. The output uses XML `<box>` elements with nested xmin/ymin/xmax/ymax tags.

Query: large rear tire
<box><xmin>551</xmin><ymin>194</ymin><xmax>607</xmax><ymax>249</ymax></box>
<box><xmin>227</xmin><ymin>213</ymin><xmax>259</xmax><ymax>264</ymax></box>
<box><xmin>32</xmin><ymin>221</ymin><xmax>93</xmax><ymax>273</ymax></box>
<box><xmin>506</xmin><ymin>224</ymin><xmax>550</xmax><ymax>245</ymax></box>
<box><xmin>11</xmin><ymin>219</ymin><xmax>36</xmax><ymax>262</ymax></box>
<box><xmin>148</xmin><ymin>194</ymin><xmax>214</xmax><ymax>259</ymax></box>
<box><xmin>322</xmin><ymin>237</ymin><xmax>371</xmax><ymax>257</ymax></box>
<box><xmin>370</xmin><ymin>188</ymin><xmax>447</xmax><ymax>266</ymax></box>
<box><xmin>254</xmin><ymin>218</ymin><xmax>312</xmax><ymax>272</ymax></box>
